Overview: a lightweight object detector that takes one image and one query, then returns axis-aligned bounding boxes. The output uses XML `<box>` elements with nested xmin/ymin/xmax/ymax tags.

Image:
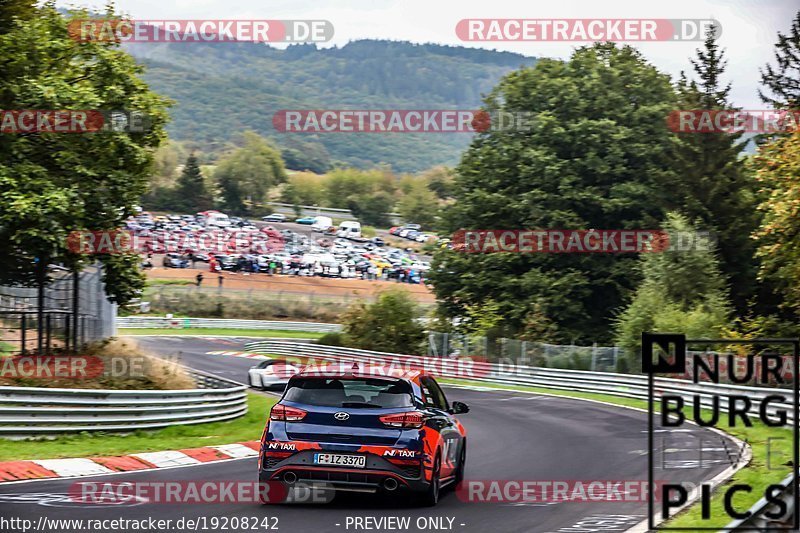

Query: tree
<box><xmin>423</xmin><ymin>166</ymin><xmax>456</xmax><ymax>200</ymax></box>
<box><xmin>752</xmin><ymin>130</ymin><xmax>800</xmax><ymax>314</ymax></box>
<box><xmin>340</xmin><ymin>290</ymin><xmax>425</xmax><ymax>354</ymax></box>
<box><xmin>430</xmin><ymin>43</ymin><xmax>680</xmax><ymax>343</ymax></box>
<box><xmin>348</xmin><ymin>191</ymin><xmax>394</xmax><ymax>227</ymax></box>
<box><xmin>176</xmin><ymin>153</ymin><xmax>213</xmax><ymax>212</ymax></box>
<box><xmin>671</xmin><ymin>29</ymin><xmax>759</xmax><ymax>313</ymax></box>
<box><xmin>397</xmin><ymin>179</ymin><xmax>439</xmax><ymax>227</ymax></box>
<box><xmin>325</xmin><ymin>167</ymin><xmax>395</xmax><ymax>208</ymax></box>
<box><xmin>0</xmin><ymin>2</ymin><xmax>170</xmax><ymax>306</ymax></box>
<box><xmin>280</xmin><ymin>139</ymin><xmax>331</xmax><ymax>174</ymax></box>
<box><xmin>760</xmin><ymin>11</ymin><xmax>800</xmax><ymax>109</ymax></box>
<box><xmin>614</xmin><ymin>213</ymin><xmax>731</xmax><ymax>355</ymax></box>
<box><xmin>279</xmin><ymin>171</ymin><xmax>327</xmax><ymax>206</ymax></box>
<box><xmin>214</xmin><ymin>131</ymin><xmax>287</xmax><ymax>213</ymax></box>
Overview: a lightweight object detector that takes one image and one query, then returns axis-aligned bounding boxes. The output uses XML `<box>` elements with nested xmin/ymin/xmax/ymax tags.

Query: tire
<box><xmin>454</xmin><ymin>441</ymin><xmax>466</xmax><ymax>486</ymax></box>
<box><xmin>419</xmin><ymin>454</ymin><xmax>441</xmax><ymax>507</ymax></box>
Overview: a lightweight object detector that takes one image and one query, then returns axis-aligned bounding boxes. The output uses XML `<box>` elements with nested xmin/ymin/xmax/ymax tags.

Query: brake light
<box><xmin>270</xmin><ymin>404</ymin><xmax>307</xmax><ymax>422</ymax></box>
<box><xmin>379</xmin><ymin>412</ymin><xmax>425</xmax><ymax>429</ymax></box>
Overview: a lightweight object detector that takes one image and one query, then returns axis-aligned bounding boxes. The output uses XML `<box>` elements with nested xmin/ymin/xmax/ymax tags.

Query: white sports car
<box><xmin>247</xmin><ymin>359</ymin><xmax>301</xmax><ymax>390</ymax></box>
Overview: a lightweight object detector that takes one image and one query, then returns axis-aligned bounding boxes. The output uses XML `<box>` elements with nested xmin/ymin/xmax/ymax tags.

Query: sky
<box><xmin>54</xmin><ymin>0</ymin><xmax>798</xmax><ymax>109</ymax></box>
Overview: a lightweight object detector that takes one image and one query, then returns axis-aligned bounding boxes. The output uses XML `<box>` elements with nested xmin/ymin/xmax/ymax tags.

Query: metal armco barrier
<box><xmin>116</xmin><ymin>316</ymin><xmax>342</xmax><ymax>332</ymax></box>
<box><xmin>0</xmin><ymin>369</ymin><xmax>246</xmax><ymax>436</ymax></box>
<box><xmin>244</xmin><ymin>340</ymin><xmax>798</xmax><ymax>530</ymax></box>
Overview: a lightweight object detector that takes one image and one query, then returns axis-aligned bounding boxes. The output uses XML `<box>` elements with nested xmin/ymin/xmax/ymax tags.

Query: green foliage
<box><xmin>280</xmin><ymin>139</ymin><xmax>332</xmax><ymax>174</ymax></box>
<box><xmin>423</xmin><ymin>166</ymin><xmax>456</xmax><ymax>200</ymax></box>
<box><xmin>316</xmin><ymin>332</ymin><xmax>344</xmax><ymax>347</ymax></box>
<box><xmin>175</xmin><ymin>153</ymin><xmax>213</xmax><ymax>212</ymax></box>
<box><xmin>760</xmin><ymin>11</ymin><xmax>800</xmax><ymax>109</ymax></box>
<box><xmin>430</xmin><ymin>43</ymin><xmax>680</xmax><ymax>343</ymax></box>
<box><xmin>397</xmin><ymin>179</ymin><xmax>440</xmax><ymax>228</ymax></box>
<box><xmin>100</xmin><ymin>253</ymin><xmax>146</xmax><ymax>306</ymax></box>
<box><xmin>671</xmin><ymin>29</ymin><xmax>759</xmax><ymax>313</ymax></box>
<box><xmin>340</xmin><ymin>290</ymin><xmax>425</xmax><ymax>354</ymax></box>
<box><xmin>214</xmin><ymin>131</ymin><xmax>287</xmax><ymax>214</ymax></box>
<box><xmin>280</xmin><ymin>172</ymin><xmax>327</xmax><ymax>206</ymax></box>
<box><xmin>0</xmin><ymin>2</ymin><xmax>169</xmax><ymax>305</ymax></box>
<box><xmin>752</xmin><ymin>130</ymin><xmax>800</xmax><ymax>313</ymax></box>
<box><xmin>129</xmin><ymin>40</ymin><xmax>537</xmax><ymax>172</ymax></box>
<box><xmin>614</xmin><ymin>213</ymin><xmax>731</xmax><ymax>354</ymax></box>
<box><xmin>349</xmin><ymin>191</ymin><xmax>394</xmax><ymax>227</ymax></box>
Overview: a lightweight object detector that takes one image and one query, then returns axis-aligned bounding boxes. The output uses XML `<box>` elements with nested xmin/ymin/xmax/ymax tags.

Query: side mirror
<box><xmin>451</xmin><ymin>401</ymin><xmax>470</xmax><ymax>414</ymax></box>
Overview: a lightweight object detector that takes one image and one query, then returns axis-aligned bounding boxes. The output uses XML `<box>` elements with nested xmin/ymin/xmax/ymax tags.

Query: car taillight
<box><xmin>379</xmin><ymin>412</ymin><xmax>425</xmax><ymax>429</ymax></box>
<box><xmin>270</xmin><ymin>404</ymin><xmax>307</xmax><ymax>422</ymax></box>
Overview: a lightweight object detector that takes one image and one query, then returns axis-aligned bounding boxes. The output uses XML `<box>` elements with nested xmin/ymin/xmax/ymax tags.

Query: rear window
<box><xmin>284</xmin><ymin>378</ymin><xmax>413</xmax><ymax>408</ymax></box>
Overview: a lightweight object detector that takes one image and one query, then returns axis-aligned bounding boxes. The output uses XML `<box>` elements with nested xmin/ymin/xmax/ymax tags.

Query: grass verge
<box><xmin>441</xmin><ymin>378</ymin><xmax>793</xmax><ymax>529</ymax></box>
<box><xmin>0</xmin><ymin>392</ymin><xmax>275</xmax><ymax>461</ymax></box>
<box><xmin>118</xmin><ymin>328</ymin><xmax>325</xmax><ymax>339</ymax></box>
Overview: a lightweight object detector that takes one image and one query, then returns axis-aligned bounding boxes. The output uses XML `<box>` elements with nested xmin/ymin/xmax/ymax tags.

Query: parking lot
<box><xmin>129</xmin><ymin>211</ymin><xmax>436</xmax><ymax>285</ymax></box>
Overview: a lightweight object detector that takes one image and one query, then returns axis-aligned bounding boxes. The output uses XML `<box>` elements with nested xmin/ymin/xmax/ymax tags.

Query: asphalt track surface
<box><xmin>0</xmin><ymin>336</ymin><xmax>740</xmax><ymax>533</ymax></box>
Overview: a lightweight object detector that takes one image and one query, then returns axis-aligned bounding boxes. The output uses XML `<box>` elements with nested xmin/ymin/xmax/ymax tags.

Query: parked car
<box><xmin>295</xmin><ymin>216</ymin><xmax>316</xmax><ymax>224</ymax></box>
<box><xmin>371</xmin><ymin>237</ymin><xmax>385</xmax><ymax>246</ymax></box>
<box><xmin>163</xmin><ymin>253</ymin><xmax>189</xmax><ymax>268</ymax></box>
<box><xmin>337</xmin><ymin>220</ymin><xmax>362</xmax><ymax>239</ymax></box>
<box><xmin>262</xmin><ymin>213</ymin><xmax>287</xmax><ymax>223</ymax></box>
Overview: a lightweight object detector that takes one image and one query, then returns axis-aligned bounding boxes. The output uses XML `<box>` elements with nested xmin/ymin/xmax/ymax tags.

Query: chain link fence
<box><xmin>426</xmin><ymin>332</ymin><xmax>622</xmax><ymax>371</ymax></box>
<box><xmin>0</xmin><ymin>264</ymin><xmax>116</xmax><ymax>354</ymax></box>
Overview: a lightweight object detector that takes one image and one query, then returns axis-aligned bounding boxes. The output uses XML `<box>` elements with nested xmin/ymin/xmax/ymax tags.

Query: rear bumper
<box><xmin>259</xmin><ymin>450</ymin><xmax>427</xmax><ymax>493</ymax></box>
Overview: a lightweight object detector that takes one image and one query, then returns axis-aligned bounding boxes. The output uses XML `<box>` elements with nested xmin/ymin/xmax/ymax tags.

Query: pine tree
<box><xmin>760</xmin><ymin>11</ymin><xmax>800</xmax><ymax>109</ymax></box>
<box><xmin>671</xmin><ymin>28</ymin><xmax>759</xmax><ymax>314</ymax></box>
<box><xmin>176</xmin><ymin>153</ymin><xmax>212</xmax><ymax>212</ymax></box>
<box><xmin>615</xmin><ymin>213</ymin><xmax>731</xmax><ymax>355</ymax></box>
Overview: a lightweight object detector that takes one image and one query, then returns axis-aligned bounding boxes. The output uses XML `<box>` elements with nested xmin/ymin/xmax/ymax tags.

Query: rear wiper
<box><xmin>340</xmin><ymin>402</ymin><xmax>378</xmax><ymax>408</ymax></box>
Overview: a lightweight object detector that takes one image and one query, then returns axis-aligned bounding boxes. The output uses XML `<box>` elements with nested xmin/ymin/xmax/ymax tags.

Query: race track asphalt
<box><xmin>0</xmin><ymin>336</ymin><xmax>740</xmax><ymax>533</ymax></box>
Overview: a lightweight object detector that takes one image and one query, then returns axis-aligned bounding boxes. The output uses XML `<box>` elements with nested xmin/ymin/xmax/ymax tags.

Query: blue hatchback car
<box><xmin>259</xmin><ymin>363</ymin><xmax>469</xmax><ymax>506</ymax></box>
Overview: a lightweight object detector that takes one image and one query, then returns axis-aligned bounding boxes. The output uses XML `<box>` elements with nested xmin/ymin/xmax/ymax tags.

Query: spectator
<box><xmin>195</xmin><ymin>273</ymin><xmax>204</xmax><ymax>287</ymax></box>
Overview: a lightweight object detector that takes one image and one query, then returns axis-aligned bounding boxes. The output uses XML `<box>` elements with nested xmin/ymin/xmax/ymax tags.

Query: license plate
<box><xmin>314</xmin><ymin>453</ymin><xmax>366</xmax><ymax>468</ymax></box>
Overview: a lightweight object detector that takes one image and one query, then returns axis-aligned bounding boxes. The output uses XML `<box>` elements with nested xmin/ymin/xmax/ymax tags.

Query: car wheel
<box><xmin>419</xmin><ymin>454</ymin><xmax>441</xmax><ymax>507</ymax></box>
<box><xmin>454</xmin><ymin>441</ymin><xmax>466</xmax><ymax>485</ymax></box>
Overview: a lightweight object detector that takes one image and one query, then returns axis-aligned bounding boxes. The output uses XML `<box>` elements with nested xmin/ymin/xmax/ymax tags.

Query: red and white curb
<box><xmin>0</xmin><ymin>441</ymin><xmax>260</xmax><ymax>482</ymax></box>
<box><xmin>207</xmin><ymin>350</ymin><xmax>270</xmax><ymax>360</ymax></box>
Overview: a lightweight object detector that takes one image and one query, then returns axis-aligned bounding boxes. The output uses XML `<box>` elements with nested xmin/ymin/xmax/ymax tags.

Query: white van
<box><xmin>205</xmin><ymin>212</ymin><xmax>231</xmax><ymax>228</ymax></box>
<box><xmin>336</xmin><ymin>220</ymin><xmax>362</xmax><ymax>239</ymax></box>
<box><xmin>311</xmin><ymin>216</ymin><xmax>334</xmax><ymax>232</ymax></box>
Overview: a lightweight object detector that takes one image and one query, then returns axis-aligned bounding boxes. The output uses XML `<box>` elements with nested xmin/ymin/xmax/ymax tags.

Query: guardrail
<box><xmin>0</xmin><ymin>369</ymin><xmax>247</xmax><ymax>436</ymax></box>
<box><xmin>244</xmin><ymin>340</ymin><xmax>797</xmax><ymax>529</ymax></box>
<box><xmin>116</xmin><ymin>316</ymin><xmax>342</xmax><ymax>333</ymax></box>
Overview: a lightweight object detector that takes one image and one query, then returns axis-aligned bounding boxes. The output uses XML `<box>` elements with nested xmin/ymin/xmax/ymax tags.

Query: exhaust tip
<box><xmin>383</xmin><ymin>478</ymin><xmax>399</xmax><ymax>491</ymax></box>
<box><xmin>283</xmin><ymin>471</ymin><xmax>297</xmax><ymax>484</ymax></box>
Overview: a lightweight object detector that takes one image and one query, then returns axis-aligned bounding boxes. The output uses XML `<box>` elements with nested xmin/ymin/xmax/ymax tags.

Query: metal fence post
<box><xmin>20</xmin><ymin>314</ymin><xmax>26</xmax><ymax>355</ymax></box>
